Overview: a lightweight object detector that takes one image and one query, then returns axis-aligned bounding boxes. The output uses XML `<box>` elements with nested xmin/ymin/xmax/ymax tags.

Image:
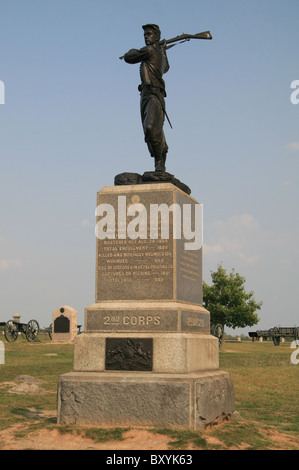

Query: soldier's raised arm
<box><xmin>124</xmin><ymin>46</ymin><xmax>151</xmax><ymax>64</ymax></box>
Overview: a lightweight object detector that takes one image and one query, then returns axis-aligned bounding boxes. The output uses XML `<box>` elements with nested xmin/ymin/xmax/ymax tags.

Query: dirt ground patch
<box><xmin>1</xmin><ymin>421</ymin><xmax>298</xmax><ymax>450</ymax></box>
<box><xmin>0</xmin><ymin>426</ymin><xmax>179</xmax><ymax>450</ymax></box>
<box><xmin>260</xmin><ymin>428</ymin><xmax>299</xmax><ymax>449</ymax></box>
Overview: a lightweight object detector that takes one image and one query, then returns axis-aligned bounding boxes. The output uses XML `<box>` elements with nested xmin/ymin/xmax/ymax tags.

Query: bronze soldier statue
<box><xmin>121</xmin><ymin>26</ymin><xmax>212</xmax><ymax>175</ymax></box>
<box><xmin>123</xmin><ymin>24</ymin><xmax>170</xmax><ymax>173</ymax></box>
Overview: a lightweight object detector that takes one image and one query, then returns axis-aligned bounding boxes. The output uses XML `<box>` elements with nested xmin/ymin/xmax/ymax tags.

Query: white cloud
<box><xmin>286</xmin><ymin>142</ymin><xmax>299</xmax><ymax>151</ymax></box>
<box><xmin>237</xmin><ymin>253</ymin><xmax>259</xmax><ymax>264</ymax></box>
<box><xmin>0</xmin><ymin>259</ymin><xmax>21</xmax><ymax>272</ymax></box>
<box><xmin>204</xmin><ymin>213</ymin><xmax>299</xmax><ymax>271</ymax></box>
<box><xmin>225</xmin><ymin>213</ymin><xmax>258</xmax><ymax>230</ymax></box>
<box><xmin>203</xmin><ymin>243</ymin><xmax>223</xmax><ymax>254</ymax></box>
<box><xmin>204</xmin><ymin>214</ymin><xmax>264</xmax><ymax>266</ymax></box>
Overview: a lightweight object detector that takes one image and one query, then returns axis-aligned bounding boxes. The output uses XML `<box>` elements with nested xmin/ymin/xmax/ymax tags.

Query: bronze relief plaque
<box><xmin>105</xmin><ymin>338</ymin><xmax>153</xmax><ymax>371</ymax></box>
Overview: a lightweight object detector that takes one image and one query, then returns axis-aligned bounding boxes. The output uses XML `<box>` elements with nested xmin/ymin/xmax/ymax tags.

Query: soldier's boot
<box><xmin>154</xmin><ymin>158</ymin><xmax>165</xmax><ymax>172</ymax></box>
<box><xmin>152</xmin><ymin>143</ymin><xmax>165</xmax><ymax>172</ymax></box>
<box><xmin>161</xmin><ymin>142</ymin><xmax>168</xmax><ymax>170</ymax></box>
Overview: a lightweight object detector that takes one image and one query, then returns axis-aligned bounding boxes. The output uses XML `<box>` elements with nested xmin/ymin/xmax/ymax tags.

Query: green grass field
<box><xmin>0</xmin><ymin>335</ymin><xmax>298</xmax><ymax>450</ymax></box>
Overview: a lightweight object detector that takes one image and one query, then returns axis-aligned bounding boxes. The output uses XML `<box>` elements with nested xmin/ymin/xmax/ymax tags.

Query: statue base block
<box><xmin>57</xmin><ymin>370</ymin><xmax>234</xmax><ymax>429</ymax></box>
<box><xmin>114</xmin><ymin>171</ymin><xmax>191</xmax><ymax>195</ymax></box>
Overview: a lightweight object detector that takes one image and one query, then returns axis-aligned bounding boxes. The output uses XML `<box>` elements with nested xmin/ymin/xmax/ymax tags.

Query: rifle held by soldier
<box><xmin>119</xmin><ymin>30</ymin><xmax>212</xmax><ymax>59</ymax></box>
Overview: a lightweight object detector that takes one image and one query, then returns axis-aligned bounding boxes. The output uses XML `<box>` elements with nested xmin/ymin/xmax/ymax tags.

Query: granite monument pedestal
<box><xmin>57</xmin><ymin>183</ymin><xmax>234</xmax><ymax>429</ymax></box>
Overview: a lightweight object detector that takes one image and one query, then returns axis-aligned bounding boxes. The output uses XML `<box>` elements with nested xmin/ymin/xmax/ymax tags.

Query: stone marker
<box><xmin>57</xmin><ymin>183</ymin><xmax>235</xmax><ymax>429</ymax></box>
<box><xmin>52</xmin><ymin>306</ymin><xmax>78</xmax><ymax>343</ymax></box>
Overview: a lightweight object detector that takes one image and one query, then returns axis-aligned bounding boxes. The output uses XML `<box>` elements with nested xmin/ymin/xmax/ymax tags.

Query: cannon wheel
<box><xmin>4</xmin><ymin>320</ymin><xmax>18</xmax><ymax>342</ymax></box>
<box><xmin>26</xmin><ymin>320</ymin><xmax>40</xmax><ymax>342</ymax></box>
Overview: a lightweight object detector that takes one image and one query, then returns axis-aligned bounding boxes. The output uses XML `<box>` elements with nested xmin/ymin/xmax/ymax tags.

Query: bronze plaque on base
<box><xmin>105</xmin><ymin>338</ymin><xmax>153</xmax><ymax>371</ymax></box>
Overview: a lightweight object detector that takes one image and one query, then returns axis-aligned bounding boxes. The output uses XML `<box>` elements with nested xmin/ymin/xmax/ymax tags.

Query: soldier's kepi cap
<box><xmin>142</xmin><ymin>24</ymin><xmax>161</xmax><ymax>35</ymax></box>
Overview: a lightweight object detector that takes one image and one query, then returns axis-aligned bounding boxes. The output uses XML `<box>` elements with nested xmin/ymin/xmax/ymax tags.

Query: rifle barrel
<box><xmin>163</xmin><ymin>31</ymin><xmax>212</xmax><ymax>45</ymax></box>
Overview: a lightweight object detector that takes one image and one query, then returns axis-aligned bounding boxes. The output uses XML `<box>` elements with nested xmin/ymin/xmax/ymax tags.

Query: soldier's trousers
<box><xmin>140</xmin><ymin>90</ymin><xmax>168</xmax><ymax>161</ymax></box>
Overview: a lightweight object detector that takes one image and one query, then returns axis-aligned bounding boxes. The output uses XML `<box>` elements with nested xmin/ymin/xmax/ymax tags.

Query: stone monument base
<box><xmin>57</xmin><ymin>369</ymin><xmax>234</xmax><ymax>429</ymax></box>
<box><xmin>56</xmin><ymin>182</ymin><xmax>235</xmax><ymax>429</ymax></box>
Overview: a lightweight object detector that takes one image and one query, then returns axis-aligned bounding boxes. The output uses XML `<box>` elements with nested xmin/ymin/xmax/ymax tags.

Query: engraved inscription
<box><xmin>180</xmin><ymin>251</ymin><xmax>201</xmax><ymax>282</ymax></box>
<box><xmin>96</xmin><ymin>191</ymin><xmax>174</xmax><ymax>301</ymax></box>
<box><xmin>104</xmin><ymin>314</ymin><xmax>161</xmax><ymax>327</ymax></box>
<box><xmin>105</xmin><ymin>338</ymin><xmax>153</xmax><ymax>371</ymax></box>
<box><xmin>85</xmin><ymin>310</ymin><xmax>178</xmax><ymax>332</ymax></box>
<box><xmin>175</xmin><ymin>191</ymin><xmax>203</xmax><ymax>304</ymax></box>
<box><xmin>99</xmin><ymin>238</ymin><xmax>172</xmax><ymax>284</ymax></box>
<box><xmin>181</xmin><ymin>311</ymin><xmax>209</xmax><ymax>333</ymax></box>
<box><xmin>187</xmin><ymin>316</ymin><xmax>205</xmax><ymax>327</ymax></box>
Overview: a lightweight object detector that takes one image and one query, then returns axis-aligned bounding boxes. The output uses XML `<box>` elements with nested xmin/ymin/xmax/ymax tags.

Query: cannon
<box><xmin>0</xmin><ymin>319</ymin><xmax>40</xmax><ymax>343</ymax></box>
<box><xmin>42</xmin><ymin>323</ymin><xmax>82</xmax><ymax>341</ymax></box>
<box><xmin>248</xmin><ymin>326</ymin><xmax>299</xmax><ymax>346</ymax></box>
<box><xmin>43</xmin><ymin>323</ymin><xmax>52</xmax><ymax>340</ymax></box>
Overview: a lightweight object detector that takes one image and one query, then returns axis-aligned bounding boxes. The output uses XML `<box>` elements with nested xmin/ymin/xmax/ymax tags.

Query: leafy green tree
<box><xmin>203</xmin><ymin>264</ymin><xmax>262</xmax><ymax>332</ymax></box>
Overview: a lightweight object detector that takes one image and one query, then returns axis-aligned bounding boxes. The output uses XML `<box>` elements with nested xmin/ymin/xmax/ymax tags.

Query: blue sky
<box><xmin>0</xmin><ymin>0</ymin><xmax>298</xmax><ymax>334</ymax></box>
